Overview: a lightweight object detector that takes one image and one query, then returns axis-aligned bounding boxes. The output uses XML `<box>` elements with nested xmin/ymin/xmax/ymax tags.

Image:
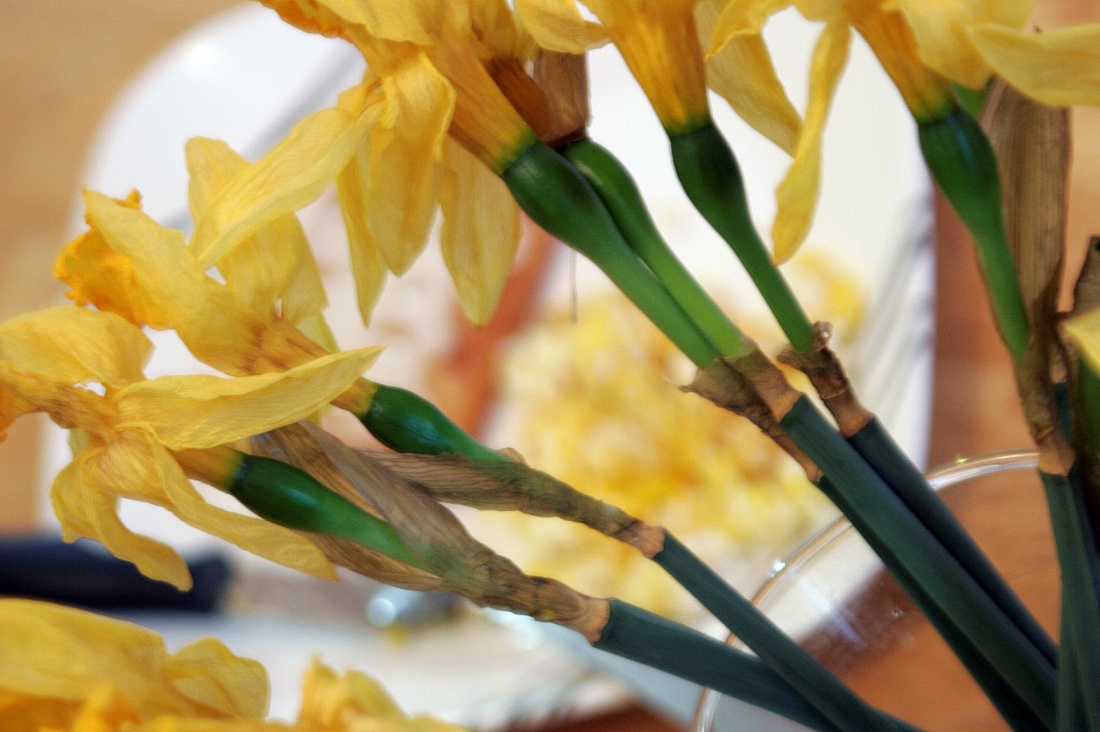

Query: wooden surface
<box><xmin>1</xmin><ymin>2</ymin><xmax>1099</xmax><ymax>731</ymax></box>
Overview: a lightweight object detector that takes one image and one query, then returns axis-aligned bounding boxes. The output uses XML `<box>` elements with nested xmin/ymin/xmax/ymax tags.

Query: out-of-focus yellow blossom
<box><xmin>55</xmin><ymin>188</ymin><xmax>374</xmax><ymax>414</ymax></box>
<box><xmin>0</xmin><ymin>599</ymin><xmax>267</xmax><ymax>729</ymax></box>
<box><xmin>255</xmin><ymin>0</ymin><xmax>527</xmax><ymax>325</ymax></box>
<box><xmin>709</xmin><ymin>0</ymin><xmax>1100</xmax><ymax>263</ymax></box>
<box><xmin>485</xmin><ymin>290</ymin><xmax>843</xmax><ymax>617</ymax></box>
<box><xmin>0</xmin><ymin>306</ymin><xmax>380</xmax><ymax>589</ymax></box>
<box><xmin>0</xmin><ymin>599</ymin><xmax>466</xmax><ymax>732</ymax></box>
<box><xmin>515</xmin><ymin>0</ymin><xmax>802</xmax><ymax>153</ymax></box>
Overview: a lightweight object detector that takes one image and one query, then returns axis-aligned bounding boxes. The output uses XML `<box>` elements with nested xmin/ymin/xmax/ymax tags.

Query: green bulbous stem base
<box><xmin>669</xmin><ymin>121</ymin><xmax>815</xmax><ymax>352</ymax></box>
<box><xmin>502</xmin><ymin>141</ymin><xmax>718</xmax><ymax>368</ymax></box>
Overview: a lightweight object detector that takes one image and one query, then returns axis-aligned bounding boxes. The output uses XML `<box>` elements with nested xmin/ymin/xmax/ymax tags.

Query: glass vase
<box><xmin>694</xmin><ymin>450</ymin><xmax>1060</xmax><ymax>732</ymax></box>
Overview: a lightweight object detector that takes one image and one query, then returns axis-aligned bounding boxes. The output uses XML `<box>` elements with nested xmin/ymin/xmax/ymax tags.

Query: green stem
<box><xmin>594</xmin><ymin>599</ymin><xmax>843</xmax><ymax>732</ymax></box>
<box><xmin>1043</xmin><ymin>468</ymin><xmax>1100</xmax><ymax>730</ymax></box>
<box><xmin>230</xmin><ymin>452</ymin><xmax>419</xmax><ymax>567</ymax></box>
<box><xmin>781</xmin><ymin>397</ymin><xmax>1057</xmax><ymax>728</ymax></box>
<box><xmin>654</xmin><ymin>534</ymin><xmax>917</xmax><ymax>732</ymax></box>
<box><xmin>849</xmin><ymin>418</ymin><xmax>1057</xmax><ymax>667</ymax></box>
<box><xmin>1057</xmin><ymin>601</ymin><xmax>1088</xmax><ymax>732</ymax></box>
<box><xmin>357</xmin><ymin>384</ymin><xmax>506</xmax><ymax>462</ymax></box>
<box><xmin>502</xmin><ymin>141</ymin><xmax>718</xmax><ymax>368</ymax></box>
<box><xmin>917</xmin><ymin>106</ymin><xmax>1030</xmax><ymax>361</ymax></box>
<box><xmin>813</xmin><ymin>475</ymin><xmax>1048</xmax><ymax>732</ymax></box>
<box><xmin>560</xmin><ymin>137</ymin><xmax>749</xmax><ymax>357</ymax></box>
<box><xmin>668</xmin><ymin>119</ymin><xmax>815</xmax><ymax>351</ymax></box>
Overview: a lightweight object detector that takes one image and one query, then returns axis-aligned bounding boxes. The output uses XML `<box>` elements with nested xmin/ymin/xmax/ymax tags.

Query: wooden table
<box><xmin>2</xmin><ymin>2</ymin><xmax>1099</xmax><ymax>730</ymax></box>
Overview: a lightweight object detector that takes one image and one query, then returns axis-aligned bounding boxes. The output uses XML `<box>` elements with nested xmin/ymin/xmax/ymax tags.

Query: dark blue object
<box><xmin>0</xmin><ymin>534</ymin><xmax>231</xmax><ymax>612</ymax></box>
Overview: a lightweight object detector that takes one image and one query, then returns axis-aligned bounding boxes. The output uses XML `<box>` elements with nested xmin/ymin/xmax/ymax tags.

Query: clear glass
<box><xmin>694</xmin><ymin>451</ymin><xmax>1059</xmax><ymax>732</ymax></box>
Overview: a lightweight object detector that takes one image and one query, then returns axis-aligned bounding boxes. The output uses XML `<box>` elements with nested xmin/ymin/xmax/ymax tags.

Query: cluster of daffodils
<box><xmin>0</xmin><ymin>598</ymin><xmax>464</xmax><ymax>732</ymax></box>
<box><xmin>8</xmin><ymin>0</ymin><xmax>1100</xmax><ymax>729</ymax></box>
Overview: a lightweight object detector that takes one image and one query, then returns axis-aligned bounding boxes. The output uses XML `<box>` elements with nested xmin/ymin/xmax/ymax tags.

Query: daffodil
<box><xmin>56</xmin><ymin>186</ymin><xmax>503</xmax><ymax>460</ymax></box>
<box><xmin>515</xmin><ymin>0</ymin><xmax>802</xmax><ymax>152</ymax></box>
<box><xmin>246</xmin><ymin>0</ymin><xmax>528</xmax><ymax>326</ymax></box>
<box><xmin>259</xmin><ymin>0</ymin><xmax>719</xmax><ymax>366</ymax></box>
<box><xmin>0</xmin><ymin>598</ymin><xmax>466</xmax><ymax>732</ymax></box>
<box><xmin>709</xmin><ymin>1</ymin><xmax>1100</xmax><ymax>263</ymax></box>
<box><xmin>0</xmin><ymin>305</ymin><xmax>380</xmax><ymax>588</ymax></box>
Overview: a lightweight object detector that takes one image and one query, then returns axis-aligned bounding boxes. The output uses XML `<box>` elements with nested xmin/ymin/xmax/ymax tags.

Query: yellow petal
<box><xmin>699</xmin><ymin>0</ymin><xmax>801</xmax><ymax>156</ymax></box>
<box><xmin>366</xmin><ymin>52</ymin><xmax>454</xmax><ymax>275</ymax></box>
<box><xmin>514</xmin><ymin>0</ymin><xmax>610</xmax><ymax>53</ymax></box>
<box><xmin>706</xmin><ymin>0</ymin><xmax>785</xmax><ymax>55</ymax></box>
<box><xmin>256</xmin><ymin>0</ymin><xmax>357</xmax><ymax>40</ymax></box>
<box><xmin>439</xmin><ymin>139</ymin><xmax>520</xmax><ymax>325</ymax></box>
<box><xmin>55</xmin><ymin>192</ymin><xmax>171</xmax><ymax>330</ymax></box>
<box><xmin>0</xmin><ymin>306</ymin><xmax>150</xmax><ymax>388</ymax></box>
<box><xmin>0</xmin><ymin>599</ymin><xmax>172</xmax><ymax>701</ymax></box>
<box><xmin>186</xmin><ymin>137</ymin><xmax>330</xmax><ymax>327</ymax></box>
<box><xmin>297</xmin><ymin>659</ymin><xmax>404</xmax><ymax>727</ymax></box>
<box><xmin>772</xmin><ymin>21</ymin><xmax>850</xmax><ymax>264</ymax></box>
<box><xmin>189</xmin><ymin>98</ymin><xmax>379</xmax><ymax>269</ymax></box>
<box><xmin>83</xmin><ymin>190</ymin><xmax>305</xmax><ymax>378</ymax></box>
<box><xmin>1065</xmin><ymin>308</ymin><xmax>1100</xmax><ymax>375</ymax></box>
<box><xmin>165</xmin><ymin>639</ymin><xmax>268</xmax><ymax>720</ymax></box>
<box><xmin>969</xmin><ymin>23</ymin><xmax>1100</xmax><ymax>107</ymax></box>
<box><xmin>336</xmin><ymin>149</ymin><xmax>389</xmax><ymax>325</ymax></box>
<box><xmin>896</xmin><ymin>0</ymin><xmax>1033</xmax><ymax>89</ymax></box>
<box><xmin>114</xmin><ymin>347</ymin><xmax>381</xmax><ymax>450</ymax></box>
<box><xmin>56</xmin><ymin>453</ymin><xmax>195</xmax><ymax>590</ymax></box>
<box><xmin>66</xmin><ymin>684</ymin><xmax>141</xmax><ymax>732</ymax></box>
<box><xmin>0</xmin><ymin>599</ymin><xmax>271</xmax><ymax>726</ymax></box>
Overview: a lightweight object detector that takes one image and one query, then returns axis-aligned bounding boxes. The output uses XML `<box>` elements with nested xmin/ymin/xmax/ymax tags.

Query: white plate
<box><xmin>45</xmin><ymin>4</ymin><xmax>935</xmax><ymax>728</ymax></box>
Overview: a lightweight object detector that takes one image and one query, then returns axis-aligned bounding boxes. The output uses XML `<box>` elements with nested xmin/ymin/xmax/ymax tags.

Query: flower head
<box><xmin>0</xmin><ymin>599</ymin><xmax>466</xmax><ymax>732</ymax></box>
<box><xmin>709</xmin><ymin>0</ymin><xmax>1100</xmax><ymax>262</ymax></box>
<box><xmin>0</xmin><ymin>306</ymin><xmax>380</xmax><ymax>588</ymax></box>
<box><xmin>259</xmin><ymin>0</ymin><xmax>531</xmax><ymax>324</ymax></box>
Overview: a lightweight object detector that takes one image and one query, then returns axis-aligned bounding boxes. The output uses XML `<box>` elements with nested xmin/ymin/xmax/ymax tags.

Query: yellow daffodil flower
<box><xmin>254</xmin><ymin>0</ymin><xmax>527</xmax><ymax>325</ymax></box>
<box><xmin>709</xmin><ymin>0</ymin><xmax>1100</xmax><ymax>262</ymax></box>
<box><xmin>515</xmin><ymin>0</ymin><xmax>802</xmax><ymax>153</ymax></box>
<box><xmin>55</xmin><ymin>188</ymin><xmax>377</xmax><ymax>415</ymax></box>
<box><xmin>0</xmin><ymin>305</ymin><xmax>381</xmax><ymax>589</ymax></box>
<box><xmin>0</xmin><ymin>599</ymin><xmax>466</xmax><ymax>732</ymax></box>
<box><xmin>0</xmin><ymin>599</ymin><xmax>267</xmax><ymax>728</ymax></box>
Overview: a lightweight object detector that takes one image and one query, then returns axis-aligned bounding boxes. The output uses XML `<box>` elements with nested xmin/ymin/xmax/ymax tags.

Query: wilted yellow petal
<box><xmin>439</xmin><ymin>139</ymin><xmax>520</xmax><ymax>325</ymax></box>
<box><xmin>1065</xmin><ymin>307</ymin><xmax>1100</xmax><ymax>375</ymax></box>
<box><xmin>55</xmin><ymin>192</ymin><xmax>171</xmax><ymax>330</ymax></box>
<box><xmin>707</xmin><ymin>0</ymin><xmax>789</xmax><ymax>56</ymax></box>
<box><xmin>0</xmin><ymin>599</ymin><xmax>172</xmax><ymax>702</ymax></box>
<box><xmin>66</xmin><ymin>684</ymin><xmax>141</xmax><ymax>732</ymax></box>
<box><xmin>83</xmin><ymin>190</ymin><xmax>309</xmax><ymax>378</ymax></box>
<box><xmin>186</xmin><ymin>137</ymin><xmax>329</xmax><ymax>326</ymax></box>
<box><xmin>297</xmin><ymin>659</ymin><xmax>404</xmax><ymax>727</ymax></box>
<box><xmin>367</xmin><ymin>52</ymin><xmax>454</xmax><ymax>275</ymax></box>
<box><xmin>772</xmin><ymin>21</ymin><xmax>850</xmax><ymax>264</ymax></box>
<box><xmin>514</xmin><ymin>0</ymin><xmax>609</xmax><ymax>53</ymax></box>
<box><xmin>56</xmin><ymin>453</ymin><xmax>195</xmax><ymax>590</ymax></box>
<box><xmin>581</xmin><ymin>0</ymin><xmax>709</xmax><ymax>133</ymax></box>
<box><xmin>896</xmin><ymin>0</ymin><xmax>1032</xmax><ymax>89</ymax></box>
<box><xmin>190</xmin><ymin>99</ymin><xmax>379</xmax><ymax>268</ymax></box>
<box><xmin>969</xmin><ymin>23</ymin><xmax>1100</xmax><ymax>107</ymax></box>
<box><xmin>114</xmin><ymin>347</ymin><xmax>381</xmax><ymax>450</ymax></box>
<box><xmin>0</xmin><ymin>307</ymin><xmax>150</xmax><ymax>388</ymax></box>
<box><xmin>165</xmin><ymin>639</ymin><xmax>268</xmax><ymax>720</ymax></box>
<box><xmin>257</xmin><ymin>0</ymin><xmax>357</xmax><ymax>40</ymax></box>
<box><xmin>336</xmin><ymin>149</ymin><xmax>389</xmax><ymax>325</ymax></box>
<box><xmin>0</xmin><ymin>599</ymin><xmax>271</xmax><ymax>724</ymax></box>
<box><xmin>699</xmin><ymin>0</ymin><xmax>800</xmax><ymax>155</ymax></box>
